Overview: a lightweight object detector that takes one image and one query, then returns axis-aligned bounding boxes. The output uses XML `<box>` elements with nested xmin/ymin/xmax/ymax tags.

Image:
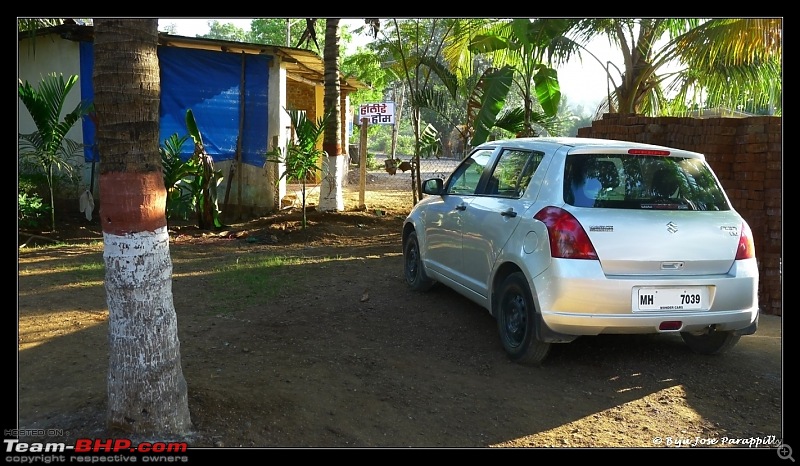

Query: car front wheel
<box><xmin>681</xmin><ymin>329</ymin><xmax>741</xmax><ymax>355</ymax></box>
<box><xmin>403</xmin><ymin>230</ymin><xmax>435</xmax><ymax>291</ymax></box>
<box><xmin>496</xmin><ymin>272</ymin><xmax>551</xmax><ymax>365</ymax></box>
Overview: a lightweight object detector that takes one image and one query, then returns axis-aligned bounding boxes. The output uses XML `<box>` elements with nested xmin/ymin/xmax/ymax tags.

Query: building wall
<box><xmin>19</xmin><ymin>32</ymin><xmax>289</xmax><ymax>219</ymax></box>
<box><xmin>217</xmin><ymin>57</ymin><xmax>290</xmax><ymax>219</ymax></box>
<box><xmin>577</xmin><ymin>114</ymin><xmax>782</xmax><ymax>316</ymax></box>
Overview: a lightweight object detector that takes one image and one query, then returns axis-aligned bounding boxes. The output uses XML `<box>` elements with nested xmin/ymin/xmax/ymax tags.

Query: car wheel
<box><xmin>496</xmin><ymin>272</ymin><xmax>551</xmax><ymax>365</ymax></box>
<box><xmin>404</xmin><ymin>230</ymin><xmax>435</xmax><ymax>291</ymax></box>
<box><xmin>681</xmin><ymin>329</ymin><xmax>741</xmax><ymax>355</ymax></box>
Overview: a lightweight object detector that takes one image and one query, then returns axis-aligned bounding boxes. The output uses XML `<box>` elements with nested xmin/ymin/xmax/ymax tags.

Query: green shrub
<box><xmin>18</xmin><ymin>187</ymin><xmax>49</xmax><ymax>230</ymax></box>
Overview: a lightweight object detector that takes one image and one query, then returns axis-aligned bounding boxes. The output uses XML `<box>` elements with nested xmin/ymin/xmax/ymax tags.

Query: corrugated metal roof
<box><xmin>19</xmin><ymin>24</ymin><xmax>369</xmax><ymax>92</ymax></box>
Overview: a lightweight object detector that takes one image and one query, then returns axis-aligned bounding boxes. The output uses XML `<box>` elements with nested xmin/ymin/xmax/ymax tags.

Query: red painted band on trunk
<box><xmin>99</xmin><ymin>171</ymin><xmax>167</xmax><ymax>235</ymax></box>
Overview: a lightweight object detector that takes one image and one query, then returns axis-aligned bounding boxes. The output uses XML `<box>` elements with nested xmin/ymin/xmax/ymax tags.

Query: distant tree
<box><xmin>160</xmin><ymin>22</ymin><xmax>178</xmax><ymax>35</ymax></box>
<box><xmin>205</xmin><ymin>20</ymin><xmax>249</xmax><ymax>42</ymax></box>
<box><xmin>249</xmin><ymin>18</ymin><xmax>293</xmax><ymax>45</ymax></box>
<box><xmin>17</xmin><ymin>18</ymin><xmax>89</xmax><ymax>31</ymax></box>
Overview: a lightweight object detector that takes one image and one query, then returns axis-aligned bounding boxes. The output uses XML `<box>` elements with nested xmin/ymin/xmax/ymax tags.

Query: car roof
<box><xmin>475</xmin><ymin>137</ymin><xmax>705</xmax><ymax>159</ymax></box>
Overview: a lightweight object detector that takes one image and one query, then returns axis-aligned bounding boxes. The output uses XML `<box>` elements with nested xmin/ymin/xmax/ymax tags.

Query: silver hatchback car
<box><xmin>402</xmin><ymin>137</ymin><xmax>759</xmax><ymax>365</ymax></box>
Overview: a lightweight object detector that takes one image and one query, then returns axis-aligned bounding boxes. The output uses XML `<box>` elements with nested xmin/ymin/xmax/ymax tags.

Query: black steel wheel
<box><xmin>496</xmin><ymin>272</ymin><xmax>550</xmax><ymax>365</ymax></box>
<box><xmin>403</xmin><ymin>230</ymin><xmax>435</xmax><ymax>291</ymax></box>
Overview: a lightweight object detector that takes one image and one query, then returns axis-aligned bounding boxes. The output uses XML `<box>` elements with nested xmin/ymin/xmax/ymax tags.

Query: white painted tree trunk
<box><xmin>104</xmin><ymin>226</ymin><xmax>192</xmax><ymax>434</ymax></box>
<box><xmin>318</xmin><ymin>154</ymin><xmax>346</xmax><ymax>212</ymax></box>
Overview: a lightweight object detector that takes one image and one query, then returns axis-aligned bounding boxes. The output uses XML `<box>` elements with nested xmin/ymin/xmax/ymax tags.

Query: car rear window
<box><xmin>563</xmin><ymin>154</ymin><xmax>730</xmax><ymax>211</ymax></box>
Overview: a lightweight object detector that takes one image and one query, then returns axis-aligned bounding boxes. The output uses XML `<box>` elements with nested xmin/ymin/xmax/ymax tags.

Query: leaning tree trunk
<box><xmin>319</xmin><ymin>18</ymin><xmax>345</xmax><ymax>212</ymax></box>
<box><xmin>93</xmin><ymin>18</ymin><xmax>192</xmax><ymax>436</ymax></box>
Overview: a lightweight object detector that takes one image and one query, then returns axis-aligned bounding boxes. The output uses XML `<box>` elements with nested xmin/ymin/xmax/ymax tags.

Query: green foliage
<box><xmin>18</xmin><ymin>165</ymin><xmax>55</xmax><ymax>231</ymax></box>
<box><xmin>160</xmin><ymin>133</ymin><xmax>195</xmax><ymax>221</ymax></box>
<box><xmin>365</xmin><ymin>152</ymin><xmax>380</xmax><ymax>170</ymax></box>
<box><xmin>18</xmin><ymin>73</ymin><xmax>92</xmax><ymax>231</ymax></box>
<box><xmin>469</xmin><ymin>65</ymin><xmax>515</xmax><ymax>145</ymax></box>
<box><xmin>367</xmin><ymin>126</ymin><xmax>415</xmax><ymax>157</ymax></box>
<box><xmin>18</xmin><ymin>189</ymin><xmax>49</xmax><ymax>230</ymax></box>
<box><xmin>465</xmin><ymin>19</ymin><xmax>567</xmax><ymax>137</ymax></box>
<box><xmin>159</xmin><ymin>110</ymin><xmax>224</xmax><ymax>229</ymax></box>
<box><xmin>266</xmin><ymin>108</ymin><xmax>332</xmax><ymax>229</ymax></box>
<box><xmin>419</xmin><ymin>124</ymin><xmax>442</xmax><ymax>158</ymax></box>
<box><xmin>562</xmin><ymin>18</ymin><xmax>781</xmax><ymax>116</ymax></box>
<box><xmin>185</xmin><ymin>110</ymin><xmax>224</xmax><ymax>230</ymax></box>
<box><xmin>205</xmin><ymin>20</ymin><xmax>250</xmax><ymax>42</ymax></box>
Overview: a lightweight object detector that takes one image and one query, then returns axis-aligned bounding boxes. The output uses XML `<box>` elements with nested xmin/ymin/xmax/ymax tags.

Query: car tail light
<box><xmin>735</xmin><ymin>221</ymin><xmax>756</xmax><ymax>260</ymax></box>
<box><xmin>533</xmin><ymin>206</ymin><xmax>598</xmax><ymax>260</ymax></box>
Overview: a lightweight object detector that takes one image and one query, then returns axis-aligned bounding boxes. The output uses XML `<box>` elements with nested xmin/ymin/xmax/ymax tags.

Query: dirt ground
<box><xmin>16</xmin><ymin>184</ymin><xmax>785</xmax><ymax>452</ymax></box>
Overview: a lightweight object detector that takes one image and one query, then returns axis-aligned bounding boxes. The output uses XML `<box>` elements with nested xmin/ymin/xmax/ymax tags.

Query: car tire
<box><xmin>680</xmin><ymin>329</ymin><xmax>741</xmax><ymax>355</ymax></box>
<box><xmin>496</xmin><ymin>272</ymin><xmax>551</xmax><ymax>365</ymax></box>
<box><xmin>404</xmin><ymin>230</ymin><xmax>435</xmax><ymax>291</ymax></box>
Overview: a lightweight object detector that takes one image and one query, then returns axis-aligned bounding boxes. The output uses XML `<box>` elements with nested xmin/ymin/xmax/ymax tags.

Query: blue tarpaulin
<box><xmin>80</xmin><ymin>42</ymin><xmax>271</xmax><ymax>167</ymax></box>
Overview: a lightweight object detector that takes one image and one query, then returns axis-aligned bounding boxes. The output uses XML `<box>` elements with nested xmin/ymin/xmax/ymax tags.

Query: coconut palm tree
<box><xmin>318</xmin><ymin>18</ymin><xmax>344</xmax><ymax>212</ymax></box>
<box><xmin>297</xmin><ymin>18</ymin><xmax>381</xmax><ymax>212</ymax></box>
<box><xmin>562</xmin><ymin>18</ymin><xmax>782</xmax><ymax>116</ymax></box>
<box><xmin>92</xmin><ymin>17</ymin><xmax>192</xmax><ymax>436</ymax></box>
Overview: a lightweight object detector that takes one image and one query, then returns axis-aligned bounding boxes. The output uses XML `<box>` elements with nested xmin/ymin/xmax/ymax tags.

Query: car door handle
<box><xmin>500</xmin><ymin>208</ymin><xmax>517</xmax><ymax>218</ymax></box>
<box><xmin>455</xmin><ymin>204</ymin><xmax>467</xmax><ymax>211</ymax></box>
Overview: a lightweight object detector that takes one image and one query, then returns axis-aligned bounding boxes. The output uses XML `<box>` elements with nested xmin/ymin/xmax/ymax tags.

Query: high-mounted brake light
<box><xmin>628</xmin><ymin>148</ymin><xmax>670</xmax><ymax>156</ymax></box>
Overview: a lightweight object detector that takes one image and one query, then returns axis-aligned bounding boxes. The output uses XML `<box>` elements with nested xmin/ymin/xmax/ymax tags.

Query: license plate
<box><xmin>635</xmin><ymin>287</ymin><xmax>706</xmax><ymax>311</ymax></box>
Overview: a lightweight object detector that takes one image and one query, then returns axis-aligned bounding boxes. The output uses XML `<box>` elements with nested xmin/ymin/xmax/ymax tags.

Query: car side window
<box><xmin>485</xmin><ymin>149</ymin><xmax>544</xmax><ymax>198</ymax></box>
<box><xmin>446</xmin><ymin>149</ymin><xmax>493</xmax><ymax>195</ymax></box>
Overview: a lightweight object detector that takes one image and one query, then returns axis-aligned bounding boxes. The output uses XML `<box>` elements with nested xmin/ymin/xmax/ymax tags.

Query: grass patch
<box><xmin>208</xmin><ymin>254</ymin><xmax>325</xmax><ymax>314</ymax></box>
<box><xmin>52</xmin><ymin>261</ymin><xmax>105</xmax><ymax>285</ymax></box>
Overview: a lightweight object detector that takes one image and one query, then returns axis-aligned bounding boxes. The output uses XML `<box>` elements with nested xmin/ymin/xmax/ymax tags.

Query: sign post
<box><xmin>359</xmin><ymin>118</ymin><xmax>368</xmax><ymax>210</ymax></box>
<box><xmin>356</xmin><ymin>102</ymin><xmax>395</xmax><ymax>210</ymax></box>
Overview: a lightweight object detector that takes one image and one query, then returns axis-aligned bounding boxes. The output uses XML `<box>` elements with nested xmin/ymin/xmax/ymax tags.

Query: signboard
<box><xmin>358</xmin><ymin>102</ymin><xmax>395</xmax><ymax>125</ymax></box>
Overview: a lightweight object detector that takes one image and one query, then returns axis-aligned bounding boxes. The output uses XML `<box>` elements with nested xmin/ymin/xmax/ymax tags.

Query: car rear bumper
<box><xmin>540</xmin><ymin>307</ymin><xmax>759</xmax><ymax>336</ymax></box>
<box><xmin>530</xmin><ymin>260</ymin><xmax>759</xmax><ymax>336</ymax></box>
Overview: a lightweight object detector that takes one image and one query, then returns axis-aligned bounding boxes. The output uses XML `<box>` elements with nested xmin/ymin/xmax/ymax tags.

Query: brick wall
<box><xmin>578</xmin><ymin>114</ymin><xmax>782</xmax><ymax>316</ymax></box>
<box><xmin>286</xmin><ymin>82</ymin><xmax>316</xmax><ymax>114</ymax></box>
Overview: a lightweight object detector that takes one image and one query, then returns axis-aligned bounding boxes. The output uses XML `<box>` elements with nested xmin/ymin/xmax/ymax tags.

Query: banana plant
<box><xmin>159</xmin><ymin>133</ymin><xmax>195</xmax><ymax>220</ymax></box>
<box><xmin>185</xmin><ymin>109</ymin><xmax>223</xmax><ymax>229</ymax></box>
<box><xmin>467</xmin><ymin>19</ymin><xmax>571</xmax><ymax>137</ymax></box>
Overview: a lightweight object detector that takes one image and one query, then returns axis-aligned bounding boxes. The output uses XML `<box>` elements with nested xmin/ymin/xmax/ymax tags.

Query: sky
<box><xmin>158</xmin><ymin>18</ymin><xmax>615</xmax><ymax>112</ymax></box>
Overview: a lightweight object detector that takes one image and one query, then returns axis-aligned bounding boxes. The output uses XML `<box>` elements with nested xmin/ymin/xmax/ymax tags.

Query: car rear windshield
<box><xmin>563</xmin><ymin>153</ymin><xmax>731</xmax><ymax>211</ymax></box>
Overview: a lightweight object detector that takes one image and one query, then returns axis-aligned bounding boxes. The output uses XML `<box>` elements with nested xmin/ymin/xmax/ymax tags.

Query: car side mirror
<box><xmin>422</xmin><ymin>178</ymin><xmax>444</xmax><ymax>195</ymax></box>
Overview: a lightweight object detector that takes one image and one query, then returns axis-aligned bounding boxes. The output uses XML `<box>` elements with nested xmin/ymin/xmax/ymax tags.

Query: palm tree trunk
<box><xmin>319</xmin><ymin>18</ymin><xmax>344</xmax><ymax>212</ymax></box>
<box><xmin>93</xmin><ymin>18</ymin><xmax>192</xmax><ymax>436</ymax></box>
